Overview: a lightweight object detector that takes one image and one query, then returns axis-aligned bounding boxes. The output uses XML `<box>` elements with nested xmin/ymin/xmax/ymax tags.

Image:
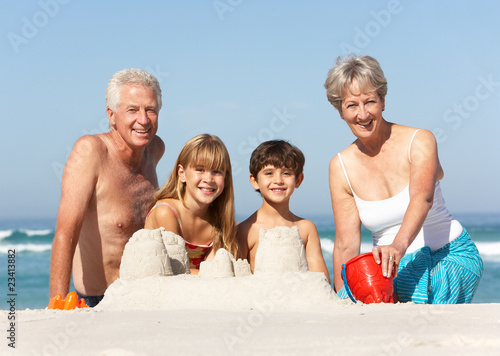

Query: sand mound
<box><xmin>104</xmin><ymin>226</ymin><xmax>337</xmax><ymax>311</ymax></box>
<box><xmin>96</xmin><ymin>272</ymin><xmax>338</xmax><ymax>311</ymax></box>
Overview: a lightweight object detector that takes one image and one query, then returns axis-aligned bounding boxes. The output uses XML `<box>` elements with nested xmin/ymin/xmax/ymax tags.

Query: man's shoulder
<box><xmin>73</xmin><ymin>134</ymin><xmax>109</xmax><ymax>157</ymax></box>
<box><xmin>60</xmin><ymin>135</ymin><xmax>109</xmax><ymax>190</ymax></box>
<box><xmin>150</xmin><ymin>135</ymin><xmax>164</xmax><ymax>148</ymax></box>
<box><xmin>148</xmin><ymin>135</ymin><xmax>165</xmax><ymax>163</ymax></box>
<box><xmin>64</xmin><ymin>135</ymin><xmax>109</xmax><ymax>171</ymax></box>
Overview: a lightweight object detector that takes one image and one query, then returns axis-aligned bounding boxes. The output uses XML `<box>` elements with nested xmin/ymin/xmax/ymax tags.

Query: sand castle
<box><xmin>120</xmin><ymin>226</ymin><xmax>308</xmax><ymax>280</ymax></box>
<box><xmin>254</xmin><ymin>226</ymin><xmax>309</xmax><ymax>274</ymax></box>
<box><xmin>100</xmin><ymin>226</ymin><xmax>335</xmax><ymax>311</ymax></box>
<box><xmin>120</xmin><ymin>227</ymin><xmax>252</xmax><ymax>279</ymax></box>
<box><xmin>161</xmin><ymin>229</ymin><xmax>191</xmax><ymax>275</ymax></box>
<box><xmin>199</xmin><ymin>248</ymin><xmax>252</xmax><ymax>278</ymax></box>
<box><xmin>119</xmin><ymin>228</ymin><xmax>173</xmax><ymax>279</ymax></box>
<box><xmin>120</xmin><ymin>227</ymin><xmax>190</xmax><ymax>279</ymax></box>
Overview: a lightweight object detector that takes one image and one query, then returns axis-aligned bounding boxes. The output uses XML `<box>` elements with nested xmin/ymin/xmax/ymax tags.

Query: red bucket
<box><xmin>341</xmin><ymin>252</ymin><xmax>394</xmax><ymax>304</ymax></box>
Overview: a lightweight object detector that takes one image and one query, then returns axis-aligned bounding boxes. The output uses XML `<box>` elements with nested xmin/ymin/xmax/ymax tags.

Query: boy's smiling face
<box><xmin>250</xmin><ymin>165</ymin><xmax>304</xmax><ymax>203</ymax></box>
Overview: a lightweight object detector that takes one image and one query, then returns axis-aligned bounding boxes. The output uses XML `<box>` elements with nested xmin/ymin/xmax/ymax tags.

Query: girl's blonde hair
<box><xmin>151</xmin><ymin>134</ymin><xmax>238</xmax><ymax>258</ymax></box>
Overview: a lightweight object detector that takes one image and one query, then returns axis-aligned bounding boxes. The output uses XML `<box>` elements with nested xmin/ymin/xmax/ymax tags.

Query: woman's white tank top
<box><xmin>337</xmin><ymin>130</ymin><xmax>463</xmax><ymax>252</ymax></box>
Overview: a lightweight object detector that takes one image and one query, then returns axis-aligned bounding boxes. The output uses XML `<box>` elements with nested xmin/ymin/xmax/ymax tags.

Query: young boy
<box><xmin>237</xmin><ymin>140</ymin><xmax>331</xmax><ymax>283</ymax></box>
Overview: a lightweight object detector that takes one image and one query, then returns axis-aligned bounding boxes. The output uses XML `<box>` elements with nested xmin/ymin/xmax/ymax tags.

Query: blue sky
<box><xmin>1</xmin><ymin>0</ymin><xmax>499</xmax><ymax>220</ymax></box>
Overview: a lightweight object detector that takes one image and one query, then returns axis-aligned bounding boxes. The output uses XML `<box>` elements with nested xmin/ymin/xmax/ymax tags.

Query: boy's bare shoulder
<box><xmin>294</xmin><ymin>216</ymin><xmax>318</xmax><ymax>233</ymax></box>
<box><xmin>236</xmin><ymin>212</ymin><xmax>259</xmax><ymax>235</ymax></box>
<box><xmin>237</xmin><ymin>211</ymin><xmax>265</xmax><ymax>245</ymax></box>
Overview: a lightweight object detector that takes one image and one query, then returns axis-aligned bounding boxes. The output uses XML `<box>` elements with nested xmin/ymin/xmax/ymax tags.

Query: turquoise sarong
<box><xmin>336</xmin><ymin>229</ymin><xmax>483</xmax><ymax>304</ymax></box>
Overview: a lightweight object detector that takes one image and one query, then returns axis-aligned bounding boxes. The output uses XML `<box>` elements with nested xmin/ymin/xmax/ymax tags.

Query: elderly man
<box><xmin>49</xmin><ymin>69</ymin><xmax>165</xmax><ymax>307</ymax></box>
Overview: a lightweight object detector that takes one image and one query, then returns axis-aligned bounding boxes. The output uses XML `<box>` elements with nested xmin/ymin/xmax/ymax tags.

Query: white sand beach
<box><xmin>10</xmin><ymin>228</ymin><xmax>499</xmax><ymax>356</ymax></box>
<box><xmin>10</xmin><ymin>274</ymin><xmax>500</xmax><ymax>356</ymax></box>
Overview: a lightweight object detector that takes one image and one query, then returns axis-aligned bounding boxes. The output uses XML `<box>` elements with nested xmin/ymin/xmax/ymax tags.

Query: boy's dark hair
<box><xmin>249</xmin><ymin>140</ymin><xmax>305</xmax><ymax>178</ymax></box>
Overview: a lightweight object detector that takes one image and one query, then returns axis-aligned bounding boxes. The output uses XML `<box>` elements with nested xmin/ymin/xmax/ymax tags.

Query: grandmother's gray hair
<box><xmin>324</xmin><ymin>55</ymin><xmax>387</xmax><ymax>112</ymax></box>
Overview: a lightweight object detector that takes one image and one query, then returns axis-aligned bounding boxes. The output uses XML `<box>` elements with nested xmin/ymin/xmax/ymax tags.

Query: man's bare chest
<box><xmin>93</xmin><ymin>168</ymin><xmax>157</xmax><ymax>227</ymax></box>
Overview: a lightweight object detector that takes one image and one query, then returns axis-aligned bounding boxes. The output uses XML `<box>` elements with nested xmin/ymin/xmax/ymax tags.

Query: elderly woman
<box><xmin>325</xmin><ymin>55</ymin><xmax>483</xmax><ymax>304</ymax></box>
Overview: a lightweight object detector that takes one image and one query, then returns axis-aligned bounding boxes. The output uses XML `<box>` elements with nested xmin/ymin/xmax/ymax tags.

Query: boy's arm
<box><xmin>237</xmin><ymin>220</ymin><xmax>261</xmax><ymax>272</ymax></box>
<box><xmin>236</xmin><ymin>213</ymin><xmax>260</xmax><ymax>271</ymax></box>
<box><xmin>302</xmin><ymin>220</ymin><xmax>331</xmax><ymax>284</ymax></box>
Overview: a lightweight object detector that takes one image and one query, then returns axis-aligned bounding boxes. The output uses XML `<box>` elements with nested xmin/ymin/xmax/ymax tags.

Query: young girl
<box><xmin>145</xmin><ymin>134</ymin><xmax>239</xmax><ymax>274</ymax></box>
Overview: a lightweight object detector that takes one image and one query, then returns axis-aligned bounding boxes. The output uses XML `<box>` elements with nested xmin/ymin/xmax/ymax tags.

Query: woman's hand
<box><xmin>372</xmin><ymin>241</ymin><xmax>407</xmax><ymax>278</ymax></box>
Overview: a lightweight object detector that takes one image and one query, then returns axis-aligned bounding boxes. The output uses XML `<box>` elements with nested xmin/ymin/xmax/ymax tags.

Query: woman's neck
<box><xmin>356</xmin><ymin>119</ymin><xmax>392</xmax><ymax>156</ymax></box>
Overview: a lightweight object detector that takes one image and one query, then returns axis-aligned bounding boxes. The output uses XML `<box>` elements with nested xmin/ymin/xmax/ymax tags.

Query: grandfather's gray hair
<box><xmin>106</xmin><ymin>68</ymin><xmax>162</xmax><ymax>112</ymax></box>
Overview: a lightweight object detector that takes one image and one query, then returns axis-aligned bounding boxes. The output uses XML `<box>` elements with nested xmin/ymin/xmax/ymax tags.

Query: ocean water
<box><xmin>0</xmin><ymin>213</ymin><xmax>499</xmax><ymax>310</ymax></box>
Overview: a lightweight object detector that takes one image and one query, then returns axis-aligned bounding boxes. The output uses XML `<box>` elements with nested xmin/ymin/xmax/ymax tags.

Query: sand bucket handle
<box><xmin>341</xmin><ymin>264</ymin><xmax>357</xmax><ymax>303</ymax></box>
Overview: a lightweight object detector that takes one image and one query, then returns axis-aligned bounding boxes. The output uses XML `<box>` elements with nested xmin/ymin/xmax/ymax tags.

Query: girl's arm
<box><xmin>373</xmin><ymin>129</ymin><xmax>442</xmax><ymax>277</ymax></box>
<box><xmin>329</xmin><ymin>155</ymin><xmax>362</xmax><ymax>292</ymax></box>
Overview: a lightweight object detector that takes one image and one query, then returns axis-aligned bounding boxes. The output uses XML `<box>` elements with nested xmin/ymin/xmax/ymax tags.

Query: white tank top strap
<box><xmin>337</xmin><ymin>153</ymin><xmax>354</xmax><ymax>194</ymax></box>
<box><xmin>408</xmin><ymin>129</ymin><xmax>421</xmax><ymax>163</ymax></box>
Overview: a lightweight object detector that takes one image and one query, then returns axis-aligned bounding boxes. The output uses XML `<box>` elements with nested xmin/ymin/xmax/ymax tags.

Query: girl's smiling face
<box><xmin>178</xmin><ymin>162</ymin><xmax>226</xmax><ymax>206</ymax></box>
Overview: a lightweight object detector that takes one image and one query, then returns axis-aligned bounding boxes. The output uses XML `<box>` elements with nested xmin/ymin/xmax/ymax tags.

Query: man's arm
<box><xmin>49</xmin><ymin>136</ymin><xmax>101</xmax><ymax>297</ymax></box>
